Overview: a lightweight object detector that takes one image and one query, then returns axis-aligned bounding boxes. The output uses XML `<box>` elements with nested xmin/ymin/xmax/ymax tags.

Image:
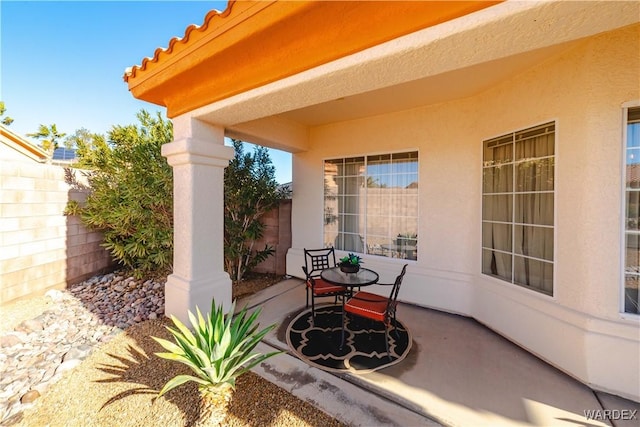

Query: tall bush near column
<box><xmin>68</xmin><ymin>117</ymin><xmax>285</xmax><ymax>282</ymax></box>
<box><xmin>69</xmin><ymin>110</ymin><xmax>174</xmax><ymax>277</ymax></box>
<box><xmin>224</xmin><ymin>140</ymin><xmax>289</xmax><ymax>282</ymax></box>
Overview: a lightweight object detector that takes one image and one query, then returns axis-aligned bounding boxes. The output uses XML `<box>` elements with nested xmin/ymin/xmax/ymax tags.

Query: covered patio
<box><xmin>124</xmin><ymin>0</ymin><xmax>640</xmax><ymax>408</ymax></box>
<box><xmin>241</xmin><ymin>278</ymin><xmax>640</xmax><ymax>427</ymax></box>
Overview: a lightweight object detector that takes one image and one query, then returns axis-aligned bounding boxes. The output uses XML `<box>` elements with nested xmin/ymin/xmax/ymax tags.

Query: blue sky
<box><xmin>1</xmin><ymin>0</ymin><xmax>292</xmax><ymax>183</ymax></box>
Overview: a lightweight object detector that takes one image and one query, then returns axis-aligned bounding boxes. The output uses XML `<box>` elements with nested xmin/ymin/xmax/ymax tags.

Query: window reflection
<box><xmin>324</xmin><ymin>152</ymin><xmax>418</xmax><ymax>260</ymax></box>
<box><xmin>624</xmin><ymin>107</ymin><xmax>640</xmax><ymax>314</ymax></box>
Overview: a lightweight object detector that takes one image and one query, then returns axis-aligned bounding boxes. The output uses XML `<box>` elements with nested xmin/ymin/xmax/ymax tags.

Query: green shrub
<box><xmin>63</xmin><ymin>199</ymin><xmax>82</xmax><ymax>216</ymax></box>
<box><xmin>71</xmin><ymin>110</ymin><xmax>173</xmax><ymax>277</ymax></box>
<box><xmin>68</xmin><ymin>114</ymin><xmax>285</xmax><ymax>281</ymax></box>
<box><xmin>224</xmin><ymin>140</ymin><xmax>289</xmax><ymax>281</ymax></box>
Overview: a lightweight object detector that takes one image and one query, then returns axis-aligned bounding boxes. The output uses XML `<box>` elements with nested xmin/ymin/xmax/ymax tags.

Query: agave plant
<box><xmin>152</xmin><ymin>299</ymin><xmax>281</xmax><ymax>426</ymax></box>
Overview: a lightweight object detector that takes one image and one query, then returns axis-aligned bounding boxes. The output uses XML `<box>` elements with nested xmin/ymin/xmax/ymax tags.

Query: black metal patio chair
<box><xmin>343</xmin><ymin>264</ymin><xmax>408</xmax><ymax>359</ymax></box>
<box><xmin>302</xmin><ymin>247</ymin><xmax>346</xmax><ymax>319</ymax></box>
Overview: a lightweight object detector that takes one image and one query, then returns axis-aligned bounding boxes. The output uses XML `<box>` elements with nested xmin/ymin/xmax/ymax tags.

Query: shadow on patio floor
<box><xmin>238</xmin><ymin>278</ymin><xmax>640</xmax><ymax>427</ymax></box>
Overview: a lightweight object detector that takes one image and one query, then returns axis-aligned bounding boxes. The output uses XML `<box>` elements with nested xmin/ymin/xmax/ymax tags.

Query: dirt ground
<box><xmin>4</xmin><ymin>272</ymin><xmax>346</xmax><ymax>427</ymax></box>
<box><xmin>232</xmin><ymin>272</ymin><xmax>285</xmax><ymax>300</ymax></box>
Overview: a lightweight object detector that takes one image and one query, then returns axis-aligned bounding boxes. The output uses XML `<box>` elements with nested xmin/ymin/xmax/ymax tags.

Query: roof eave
<box><xmin>0</xmin><ymin>124</ymin><xmax>48</xmax><ymax>162</ymax></box>
<box><xmin>124</xmin><ymin>0</ymin><xmax>501</xmax><ymax>118</ymax></box>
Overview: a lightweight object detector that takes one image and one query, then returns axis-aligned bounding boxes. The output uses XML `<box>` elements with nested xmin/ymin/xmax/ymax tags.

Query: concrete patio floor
<box><xmin>238</xmin><ymin>278</ymin><xmax>640</xmax><ymax>427</ymax></box>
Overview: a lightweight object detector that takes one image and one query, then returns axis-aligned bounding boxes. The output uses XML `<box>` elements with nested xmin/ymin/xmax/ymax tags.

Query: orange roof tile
<box><xmin>124</xmin><ymin>2</ymin><xmax>236</xmax><ymax>82</ymax></box>
<box><xmin>124</xmin><ymin>1</ymin><xmax>501</xmax><ymax>118</ymax></box>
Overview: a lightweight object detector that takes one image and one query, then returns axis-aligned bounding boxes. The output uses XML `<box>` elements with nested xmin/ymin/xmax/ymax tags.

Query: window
<box><xmin>624</xmin><ymin>106</ymin><xmax>640</xmax><ymax>314</ymax></box>
<box><xmin>324</xmin><ymin>152</ymin><xmax>418</xmax><ymax>260</ymax></box>
<box><xmin>482</xmin><ymin>122</ymin><xmax>555</xmax><ymax>295</ymax></box>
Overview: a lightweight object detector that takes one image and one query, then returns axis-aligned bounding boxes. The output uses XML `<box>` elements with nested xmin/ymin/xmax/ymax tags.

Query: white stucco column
<box><xmin>161</xmin><ymin>117</ymin><xmax>235</xmax><ymax>323</ymax></box>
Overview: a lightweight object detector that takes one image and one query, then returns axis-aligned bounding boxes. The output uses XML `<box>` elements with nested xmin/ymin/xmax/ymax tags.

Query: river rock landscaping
<box><xmin>0</xmin><ymin>270</ymin><xmax>342</xmax><ymax>427</ymax></box>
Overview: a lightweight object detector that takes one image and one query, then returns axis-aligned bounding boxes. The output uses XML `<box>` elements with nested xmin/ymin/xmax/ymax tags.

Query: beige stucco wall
<box><xmin>0</xmin><ymin>160</ymin><xmax>114</xmax><ymax>305</ymax></box>
<box><xmin>287</xmin><ymin>25</ymin><xmax>640</xmax><ymax>400</ymax></box>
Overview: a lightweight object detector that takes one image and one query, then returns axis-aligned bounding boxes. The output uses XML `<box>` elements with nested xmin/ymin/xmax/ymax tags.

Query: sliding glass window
<box><xmin>324</xmin><ymin>152</ymin><xmax>418</xmax><ymax>260</ymax></box>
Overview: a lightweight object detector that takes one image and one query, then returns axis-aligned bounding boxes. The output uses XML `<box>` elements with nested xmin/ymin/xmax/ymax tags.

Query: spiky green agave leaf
<box><xmin>152</xmin><ymin>298</ymin><xmax>282</xmax><ymax>396</ymax></box>
<box><xmin>158</xmin><ymin>374</ymin><xmax>210</xmax><ymax>397</ymax></box>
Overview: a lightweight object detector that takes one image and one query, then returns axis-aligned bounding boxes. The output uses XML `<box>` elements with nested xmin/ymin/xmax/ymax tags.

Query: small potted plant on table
<box><xmin>339</xmin><ymin>253</ymin><xmax>362</xmax><ymax>273</ymax></box>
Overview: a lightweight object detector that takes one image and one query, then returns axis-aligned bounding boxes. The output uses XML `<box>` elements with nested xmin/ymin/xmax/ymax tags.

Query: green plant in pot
<box><xmin>339</xmin><ymin>252</ymin><xmax>362</xmax><ymax>273</ymax></box>
<box><xmin>152</xmin><ymin>299</ymin><xmax>281</xmax><ymax>426</ymax></box>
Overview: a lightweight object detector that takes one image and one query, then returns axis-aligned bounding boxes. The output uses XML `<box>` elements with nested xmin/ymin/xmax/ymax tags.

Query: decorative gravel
<box><xmin>1</xmin><ymin>271</ymin><xmax>346</xmax><ymax>427</ymax></box>
<box><xmin>13</xmin><ymin>319</ymin><xmax>345</xmax><ymax>427</ymax></box>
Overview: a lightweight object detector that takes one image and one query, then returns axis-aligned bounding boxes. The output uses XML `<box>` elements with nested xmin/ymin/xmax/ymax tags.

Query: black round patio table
<box><xmin>320</xmin><ymin>266</ymin><xmax>379</xmax><ymax>347</ymax></box>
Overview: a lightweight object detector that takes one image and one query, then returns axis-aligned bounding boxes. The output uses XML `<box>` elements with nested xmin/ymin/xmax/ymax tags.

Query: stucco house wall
<box><xmin>121</xmin><ymin>0</ymin><xmax>639</xmax><ymax>403</ymax></box>
<box><xmin>286</xmin><ymin>24</ymin><xmax>639</xmax><ymax>400</ymax></box>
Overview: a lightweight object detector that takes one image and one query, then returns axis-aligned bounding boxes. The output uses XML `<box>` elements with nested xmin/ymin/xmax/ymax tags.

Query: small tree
<box><xmin>27</xmin><ymin>123</ymin><xmax>66</xmax><ymax>162</ymax></box>
<box><xmin>65</xmin><ymin>127</ymin><xmax>102</xmax><ymax>154</ymax></box>
<box><xmin>73</xmin><ymin>110</ymin><xmax>173</xmax><ymax>277</ymax></box>
<box><xmin>224</xmin><ymin>140</ymin><xmax>287</xmax><ymax>282</ymax></box>
<box><xmin>68</xmin><ymin>121</ymin><xmax>284</xmax><ymax>280</ymax></box>
<box><xmin>0</xmin><ymin>101</ymin><xmax>14</xmax><ymax>126</ymax></box>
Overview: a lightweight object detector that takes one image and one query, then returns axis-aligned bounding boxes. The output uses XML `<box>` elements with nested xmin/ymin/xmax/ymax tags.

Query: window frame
<box><xmin>621</xmin><ymin>101</ymin><xmax>640</xmax><ymax>317</ymax></box>
<box><xmin>481</xmin><ymin>121</ymin><xmax>556</xmax><ymax>296</ymax></box>
<box><xmin>323</xmin><ymin>150</ymin><xmax>419</xmax><ymax>261</ymax></box>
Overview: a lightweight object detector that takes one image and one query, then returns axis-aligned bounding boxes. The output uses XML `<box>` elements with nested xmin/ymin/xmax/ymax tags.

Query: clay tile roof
<box><xmin>123</xmin><ymin>2</ymin><xmax>234</xmax><ymax>82</ymax></box>
<box><xmin>123</xmin><ymin>1</ymin><xmax>502</xmax><ymax>117</ymax></box>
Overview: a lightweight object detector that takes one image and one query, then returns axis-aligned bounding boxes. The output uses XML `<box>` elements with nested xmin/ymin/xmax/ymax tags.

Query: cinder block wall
<box><xmin>0</xmin><ymin>160</ymin><xmax>114</xmax><ymax>305</ymax></box>
<box><xmin>252</xmin><ymin>200</ymin><xmax>292</xmax><ymax>276</ymax></box>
